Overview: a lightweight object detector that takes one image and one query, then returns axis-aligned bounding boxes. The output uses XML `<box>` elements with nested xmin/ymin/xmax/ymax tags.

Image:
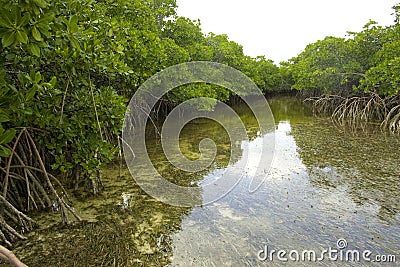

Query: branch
<box><xmin>3</xmin><ymin>128</ymin><xmax>26</xmax><ymax>199</ymax></box>
<box><xmin>24</xmin><ymin>131</ymin><xmax>82</xmax><ymax>223</ymax></box>
<box><xmin>88</xmin><ymin>72</ymin><xmax>104</xmax><ymax>141</ymax></box>
<box><xmin>0</xmin><ymin>245</ymin><xmax>28</xmax><ymax>267</ymax></box>
<box><xmin>59</xmin><ymin>74</ymin><xmax>71</xmax><ymax>124</ymax></box>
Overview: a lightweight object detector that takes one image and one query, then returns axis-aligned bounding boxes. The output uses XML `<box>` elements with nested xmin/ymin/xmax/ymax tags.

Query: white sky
<box><xmin>176</xmin><ymin>0</ymin><xmax>398</xmax><ymax>64</ymax></box>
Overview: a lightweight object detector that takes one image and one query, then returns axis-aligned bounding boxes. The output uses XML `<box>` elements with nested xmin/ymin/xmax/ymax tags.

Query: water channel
<box><xmin>9</xmin><ymin>96</ymin><xmax>400</xmax><ymax>266</ymax></box>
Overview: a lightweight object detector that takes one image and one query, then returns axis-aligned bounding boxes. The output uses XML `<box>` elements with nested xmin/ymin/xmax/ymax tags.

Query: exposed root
<box><xmin>0</xmin><ymin>244</ymin><xmax>27</xmax><ymax>267</ymax></box>
<box><xmin>1</xmin><ymin>128</ymin><xmax>81</xmax><ymax>246</ymax></box>
<box><xmin>382</xmin><ymin>100</ymin><xmax>400</xmax><ymax>132</ymax></box>
<box><xmin>305</xmin><ymin>93</ymin><xmax>400</xmax><ymax>133</ymax></box>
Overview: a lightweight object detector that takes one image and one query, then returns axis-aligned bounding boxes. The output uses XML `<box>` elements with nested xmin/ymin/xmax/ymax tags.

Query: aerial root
<box><xmin>1</xmin><ymin>128</ymin><xmax>81</xmax><ymax>246</ymax></box>
<box><xmin>305</xmin><ymin>93</ymin><xmax>399</xmax><ymax>132</ymax></box>
<box><xmin>0</xmin><ymin>244</ymin><xmax>28</xmax><ymax>267</ymax></box>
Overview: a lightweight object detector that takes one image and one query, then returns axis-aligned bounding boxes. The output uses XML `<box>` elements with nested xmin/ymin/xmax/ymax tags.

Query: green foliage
<box><xmin>276</xmin><ymin>62</ymin><xmax>295</xmax><ymax>92</ymax></box>
<box><xmin>0</xmin><ymin>0</ymin><xmax>277</xmax><ymax>191</ymax></box>
<box><xmin>287</xmin><ymin>6</ymin><xmax>400</xmax><ymax>97</ymax></box>
<box><xmin>162</xmin><ymin>17</ymin><xmax>204</xmax><ymax>48</ymax></box>
<box><xmin>242</xmin><ymin>56</ymin><xmax>279</xmax><ymax>92</ymax></box>
<box><xmin>1</xmin><ymin>0</ymin><xmax>397</xmax><ymax>192</ymax></box>
<box><xmin>0</xmin><ymin>128</ymin><xmax>16</xmax><ymax>157</ymax></box>
<box><xmin>0</xmin><ymin>0</ymin><xmax>129</xmax><ymax>186</ymax></box>
<box><xmin>349</xmin><ymin>21</ymin><xmax>388</xmax><ymax>71</ymax></box>
<box><xmin>159</xmin><ymin>16</ymin><xmax>280</xmax><ymax>102</ymax></box>
<box><xmin>289</xmin><ymin>36</ymin><xmax>362</xmax><ymax>93</ymax></box>
<box><xmin>206</xmin><ymin>33</ymin><xmax>245</xmax><ymax>70</ymax></box>
<box><xmin>359</xmin><ymin>23</ymin><xmax>400</xmax><ymax>96</ymax></box>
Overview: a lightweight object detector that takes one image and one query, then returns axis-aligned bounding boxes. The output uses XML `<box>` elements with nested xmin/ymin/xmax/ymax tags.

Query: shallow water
<box><xmin>7</xmin><ymin>96</ymin><xmax>400</xmax><ymax>266</ymax></box>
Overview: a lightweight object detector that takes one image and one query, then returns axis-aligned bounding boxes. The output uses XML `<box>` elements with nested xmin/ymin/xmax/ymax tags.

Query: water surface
<box><xmin>9</xmin><ymin>96</ymin><xmax>399</xmax><ymax>266</ymax></box>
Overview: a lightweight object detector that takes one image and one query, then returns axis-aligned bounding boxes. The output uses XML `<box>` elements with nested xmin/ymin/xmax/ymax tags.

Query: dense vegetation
<box><xmin>0</xmin><ymin>0</ymin><xmax>280</xmax><ymax>249</ymax></box>
<box><xmin>0</xmin><ymin>0</ymin><xmax>399</xmax><ymax>255</ymax></box>
<box><xmin>291</xmin><ymin>15</ymin><xmax>400</xmax><ymax>130</ymax></box>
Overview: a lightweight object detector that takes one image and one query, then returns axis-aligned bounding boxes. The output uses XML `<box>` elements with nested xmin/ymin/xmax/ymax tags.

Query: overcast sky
<box><xmin>176</xmin><ymin>0</ymin><xmax>398</xmax><ymax>64</ymax></box>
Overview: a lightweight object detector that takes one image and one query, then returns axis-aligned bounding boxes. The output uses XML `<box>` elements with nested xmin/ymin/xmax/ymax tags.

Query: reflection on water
<box><xmin>169</xmin><ymin>97</ymin><xmax>400</xmax><ymax>266</ymax></box>
<box><xmin>10</xmin><ymin>96</ymin><xmax>400</xmax><ymax>266</ymax></box>
<box><xmin>291</xmin><ymin>120</ymin><xmax>400</xmax><ymax>222</ymax></box>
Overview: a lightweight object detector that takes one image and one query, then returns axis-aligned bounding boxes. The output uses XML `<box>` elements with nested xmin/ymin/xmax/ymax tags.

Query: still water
<box><xmin>10</xmin><ymin>96</ymin><xmax>400</xmax><ymax>266</ymax></box>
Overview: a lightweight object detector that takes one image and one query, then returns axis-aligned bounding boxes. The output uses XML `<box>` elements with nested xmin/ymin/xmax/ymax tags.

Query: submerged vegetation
<box><xmin>0</xmin><ymin>0</ymin><xmax>399</xmax><ymax>263</ymax></box>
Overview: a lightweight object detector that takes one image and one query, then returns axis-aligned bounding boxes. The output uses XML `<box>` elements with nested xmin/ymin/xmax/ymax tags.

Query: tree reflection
<box><xmin>290</xmin><ymin>120</ymin><xmax>400</xmax><ymax>221</ymax></box>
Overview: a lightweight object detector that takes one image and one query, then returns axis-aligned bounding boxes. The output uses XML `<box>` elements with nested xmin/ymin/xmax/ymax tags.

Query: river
<box><xmin>9</xmin><ymin>96</ymin><xmax>400</xmax><ymax>266</ymax></box>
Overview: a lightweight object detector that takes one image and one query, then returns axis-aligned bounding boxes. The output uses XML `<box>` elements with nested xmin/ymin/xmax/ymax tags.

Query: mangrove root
<box><xmin>0</xmin><ymin>244</ymin><xmax>27</xmax><ymax>267</ymax></box>
<box><xmin>305</xmin><ymin>93</ymin><xmax>400</xmax><ymax>133</ymax></box>
<box><xmin>1</xmin><ymin>128</ymin><xmax>81</xmax><ymax>246</ymax></box>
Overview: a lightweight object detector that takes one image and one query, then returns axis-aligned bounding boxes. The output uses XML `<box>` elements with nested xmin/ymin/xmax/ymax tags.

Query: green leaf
<box><xmin>32</xmin><ymin>0</ymin><xmax>48</xmax><ymax>8</ymax></box>
<box><xmin>37</xmin><ymin>14</ymin><xmax>53</xmax><ymax>24</ymax></box>
<box><xmin>0</xmin><ymin>12</ymin><xmax>12</xmax><ymax>28</ymax></box>
<box><xmin>34</xmin><ymin>72</ymin><xmax>42</xmax><ymax>83</ymax></box>
<box><xmin>2</xmin><ymin>31</ymin><xmax>15</xmax><ymax>48</ymax></box>
<box><xmin>0</xmin><ymin>129</ymin><xmax>16</xmax><ymax>145</ymax></box>
<box><xmin>0</xmin><ymin>113</ymin><xmax>9</xmax><ymax>123</ymax></box>
<box><xmin>107</xmin><ymin>29</ymin><xmax>113</xmax><ymax>37</ymax></box>
<box><xmin>29</xmin><ymin>70</ymin><xmax>36</xmax><ymax>82</ymax></box>
<box><xmin>69</xmin><ymin>23</ymin><xmax>78</xmax><ymax>34</ymax></box>
<box><xmin>0</xmin><ymin>145</ymin><xmax>11</xmax><ymax>157</ymax></box>
<box><xmin>22</xmin><ymin>109</ymin><xmax>33</xmax><ymax>115</ymax></box>
<box><xmin>49</xmin><ymin>76</ymin><xmax>57</xmax><ymax>87</ymax></box>
<box><xmin>69</xmin><ymin>15</ymin><xmax>78</xmax><ymax>25</ymax></box>
<box><xmin>26</xmin><ymin>86</ymin><xmax>37</xmax><ymax>101</ymax></box>
<box><xmin>10</xmin><ymin>6</ymin><xmax>19</xmax><ymax>25</ymax></box>
<box><xmin>32</xmin><ymin>26</ymin><xmax>42</xmax><ymax>41</ymax></box>
<box><xmin>51</xmin><ymin>162</ymin><xmax>59</xmax><ymax>170</ymax></box>
<box><xmin>69</xmin><ymin>36</ymin><xmax>81</xmax><ymax>50</ymax></box>
<box><xmin>16</xmin><ymin>30</ymin><xmax>28</xmax><ymax>44</ymax></box>
<box><xmin>29</xmin><ymin>43</ymin><xmax>40</xmax><ymax>57</ymax></box>
<box><xmin>18</xmin><ymin>13</ymin><xmax>30</xmax><ymax>27</ymax></box>
<box><xmin>69</xmin><ymin>15</ymin><xmax>79</xmax><ymax>33</ymax></box>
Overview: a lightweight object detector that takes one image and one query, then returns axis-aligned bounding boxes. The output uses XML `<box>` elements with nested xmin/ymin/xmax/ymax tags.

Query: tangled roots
<box><xmin>1</xmin><ymin>128</ymin><xmax>81</xmax><ymax>246</ymax></box>
<box><xmin>305</xmin><ymin>93</ymin><xmax>400</xmax><ymax>133</ymax></box>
